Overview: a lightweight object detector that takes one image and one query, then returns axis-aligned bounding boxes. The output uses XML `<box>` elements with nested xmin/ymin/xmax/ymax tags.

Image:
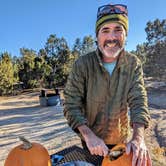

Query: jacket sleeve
<box><xmin>127</xmin><ymin>59</ymin><xmax>151</xmax><ymax>128</ymax></box>
<box><xmin>63</xmin><ymin>58</ymin><xmax>88</xmax><ymax>132</ymax></box>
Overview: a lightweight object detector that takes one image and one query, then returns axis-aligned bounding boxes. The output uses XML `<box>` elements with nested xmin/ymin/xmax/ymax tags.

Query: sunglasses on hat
<box><xmin>97</xmin><ymin>4</ymin><xmax>128</xmax><ymax>20</ymax></box>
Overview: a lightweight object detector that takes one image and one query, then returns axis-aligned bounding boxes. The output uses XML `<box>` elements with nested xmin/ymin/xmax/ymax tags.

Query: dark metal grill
<box><xmin>51</xmin><ymin>145</ymin><xmax>103</xmax><ymax>166</ymax></box>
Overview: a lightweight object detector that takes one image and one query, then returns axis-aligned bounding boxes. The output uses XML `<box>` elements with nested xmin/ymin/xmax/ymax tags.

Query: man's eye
<box><xmin>102</xmin><ymin>30</ymin><xmax>110</xmax><ymax>33</ymax></box>
<box><xmin>115</xmin><ymin>29</ymin><xmax>123</xmax><ymax>32</ymax></box>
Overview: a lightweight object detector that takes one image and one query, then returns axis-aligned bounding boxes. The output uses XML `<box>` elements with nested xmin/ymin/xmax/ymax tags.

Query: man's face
<box><xmin>97</xmin><ymin>22</ymin><xmax>126</xmax><ymax>62</ymax></box>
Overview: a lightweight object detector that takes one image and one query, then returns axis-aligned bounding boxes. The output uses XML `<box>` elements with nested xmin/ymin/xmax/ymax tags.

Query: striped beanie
<box><xmin>96</xmin><ymin>13</ymin><xmax>129</xmax><ymax>35</ymax></box>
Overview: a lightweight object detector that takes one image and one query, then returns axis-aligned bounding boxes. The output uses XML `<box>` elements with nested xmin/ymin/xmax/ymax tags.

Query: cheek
<box><xmin>118</xmin><ymin>34</ymin><xmax>126</xmax><ymax>45</ymax></box>
<box><xmin>97</xmin><ymin>35</ymin><xmax>106</xmax><ymax>47</ymax></box>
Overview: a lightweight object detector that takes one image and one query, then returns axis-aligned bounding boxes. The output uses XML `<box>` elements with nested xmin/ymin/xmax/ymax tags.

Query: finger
<box><xmin>137</xmin><ymin>150</ymin><xmax>144</xmax><ymax>166</ymax></box>
<box><xmin>93</xmin><ymin>146</ymin><xmax>102</xmax><ymax>156</ymax></box>
<box><xmin>93</xmin><ymin>146</ymin><xmax>99</xmax><ymax>155</ymax></box>
<box><xmin>142</xmin><ymin>151</ymin><xmax>147</xmax><ymax>166</ymax></box>
<box><xmin>136</xmin><ymin>155</ymin><xmax>142</xmax><ymax>166</ymax></box>
<box><xmin>102</xmin><ymin>144</ymin><xmax>109</xmax><ymax>157</ymax></box>
<box><xmin>103</xmin><ymin>147</ymin><xmax>109</xmax><ymax>157</ymax></box>
<box><xmin>87</xmin><ymin>145</ymin><xmax>95</xmax><ymax>155</ymax></box>
<box><xmin>101</xmin><ymin>142</ymin><xmax>109</xmax><ymax>156</ymax></box>
<box><xmin>87</xmin><ymin>142</ymin><xmax>97</xmax><ymax>155</ymax></box>
<box><xmin>141</xmin><ymin>151</ymin><xmax>147</xmax><ymax>166</ymax></box>
<box><xmin>132</xmin><ymin>145</ymin><xmax>139</xmax><ymax>166</ymax></box>
<box><xmin>146</xmin><ymin>150</ymin><xmax>152</xmax><ymax>166</ymax></box>
<box><xmin>90</xmin><ymin>148</ymin><xmax>95</xmax><ymax>155</ymax></box>
<box><xmin>126</xmin><ymin>142</ymin><xmax>131</xmax><ymax>155</ymax></box>
<box><xmin>132</xmin><ymin>155</ymin><xmax>138</xmax><ymax>166</ymax></box>
<box><xmin>97</xmin><ymin>146</ymin><xmax>103</xmax><ymax>156</ymax></box>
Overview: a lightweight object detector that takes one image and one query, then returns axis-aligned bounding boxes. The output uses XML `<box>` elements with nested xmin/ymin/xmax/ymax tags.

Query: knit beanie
<box><xmin>96</xmin><ymin>10</ymin><xmax>129</xmax><ymax>35</ymax></box>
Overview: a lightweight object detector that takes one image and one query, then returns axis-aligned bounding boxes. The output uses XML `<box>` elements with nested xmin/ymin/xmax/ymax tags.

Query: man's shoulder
<box><xmin>125</xmin><ymin>51</ymin><xmax>142</xmax><ymax>65</ymax></box>
<box><xmin>76</xmin><ymin>51</ymin><xmax>97</xmax><ymax>64</ymax></box>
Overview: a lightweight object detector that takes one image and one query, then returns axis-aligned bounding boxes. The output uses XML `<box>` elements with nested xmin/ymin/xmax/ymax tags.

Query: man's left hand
<box><xmin>126</xmin><ymin>122</ymin><xmax>152</xmax><ymax>166</ymax></box>
<box><xmin>126</xmin><ymin>136</ymin><xmax>152</xmax><ymax>166</ymax></box>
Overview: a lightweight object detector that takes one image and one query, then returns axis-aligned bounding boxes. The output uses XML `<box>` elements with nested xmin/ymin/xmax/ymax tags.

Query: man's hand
<box><xmin>84</xmin><ymin>131</ymin><xmax>108</xmax><ymax>156</ymax></box>
<box><xmin>126</xmin><ymin>123</ymin><xmax>152</xmax><ymax>166</ymax></box>
<box><xmin>78</xmin><ymin>125</ymin><xmax>108</xmax><ymax>156</ymax></box>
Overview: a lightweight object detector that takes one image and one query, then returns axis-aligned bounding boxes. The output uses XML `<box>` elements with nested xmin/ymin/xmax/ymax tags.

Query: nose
<box><xmin>107</xmin><ymin>31</ymin><xmax>118</xmax><ymax>39</ymax></box>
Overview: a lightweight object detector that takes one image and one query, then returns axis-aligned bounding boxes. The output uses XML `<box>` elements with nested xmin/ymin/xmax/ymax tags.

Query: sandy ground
<box><xmin>0</xmin><ymin>81</ymin><xmax>166</xmax><ymax>166</ymax></box>
<box><xmin>0</xmin><ymin>92</ymin><xmax>81</xmax><ymax>166</ymax></box>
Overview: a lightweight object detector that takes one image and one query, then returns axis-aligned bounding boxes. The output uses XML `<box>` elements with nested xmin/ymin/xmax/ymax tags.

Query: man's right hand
<box><xmin>78</xmin><ymin>125</ymin><xmax>108</xmax><ymax>156</ymax></box>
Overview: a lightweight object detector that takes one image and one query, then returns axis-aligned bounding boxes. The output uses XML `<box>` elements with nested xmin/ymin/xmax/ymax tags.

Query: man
<box><xmin>64</xmin><ymin>3</ymin><xmax>152</xmax><ymax>166</ymax></box>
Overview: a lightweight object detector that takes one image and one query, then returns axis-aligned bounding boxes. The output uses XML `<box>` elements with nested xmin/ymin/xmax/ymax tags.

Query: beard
<box><xmin>98</xmin><ymin>39</ymin><xmax>125</xmax><ymax>60</ymax></box>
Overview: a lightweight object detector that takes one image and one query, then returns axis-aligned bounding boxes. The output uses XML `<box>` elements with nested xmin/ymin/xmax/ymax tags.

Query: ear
<box><xmin>95</xmin><ymin>37</ymin><xmax>98</xmax><ymax>46</ymax></box>
<box><xmin>123</xmin><ymin>35</ymin><xmax>127</xmax><ymax>46</ymax></box>
<box><xmin>124</xmin><ymin>29</ymin><xmax>128</xmax><ymax>37</ymax></box>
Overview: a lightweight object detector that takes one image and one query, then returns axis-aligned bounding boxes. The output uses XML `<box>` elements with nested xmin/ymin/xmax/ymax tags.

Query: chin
<box><xmin>104</xmin><ymin>54</ymin><xmax>118</xmax><ymax>59</ymax></box>
<box><xmin>103</xmin><ymin>50</ymin><xmax>120</xmax><ymax>59</ymax></box>
<box><xmin>104</xmin><ymin>46</ymin><xmax>124</xmax><ymax>57</ymax></box>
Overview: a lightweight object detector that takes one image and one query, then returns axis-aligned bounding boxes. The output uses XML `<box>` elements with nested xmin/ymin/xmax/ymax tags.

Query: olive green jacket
<box><xmin>64</xmin><ymin>49</ymin><xmax>150</xmax><ymax>144</ymax></box>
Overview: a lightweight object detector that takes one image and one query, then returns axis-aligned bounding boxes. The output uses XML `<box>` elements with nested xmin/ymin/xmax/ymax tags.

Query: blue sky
<box><xmin>0</xmin><ymin>0</ymin><xmax>165</xmax><ymax>56</ymax></box>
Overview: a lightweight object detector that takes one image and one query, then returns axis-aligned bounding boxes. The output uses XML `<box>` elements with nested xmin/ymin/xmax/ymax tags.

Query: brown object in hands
<box><xmin>4</xmin><ymin>136</ymin><xmax>52</xmax><ymax>166</ymax></box>
<box><xmin>102</xmin><ymin>144</ymin><xmax>132</xmax><ymax>166</ymax></box>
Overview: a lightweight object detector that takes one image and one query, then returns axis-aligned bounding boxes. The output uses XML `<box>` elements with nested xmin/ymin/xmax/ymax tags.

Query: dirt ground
<box><xmin>0</xmin><ymin>81</ymin><xmax>166</xmax><ymax>166</ymax></box>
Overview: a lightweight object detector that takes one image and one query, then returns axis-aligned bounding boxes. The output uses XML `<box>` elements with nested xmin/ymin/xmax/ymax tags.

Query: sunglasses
<box><xmin>97</xmin><ymin>4</ymin><xmax>128</xmax><ymax>20</ymax></box>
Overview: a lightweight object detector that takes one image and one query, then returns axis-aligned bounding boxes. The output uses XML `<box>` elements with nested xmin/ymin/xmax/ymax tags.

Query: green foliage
<box><xmin>144</xmin><ymin>19</ymin><xmax>166</xmax><ymax>80</ymax></box>
<box><xmin>18</xmin><ymin>48</ymin><xmax>53</xmax><ymax>89</ymax></box>
<box><xmin>134</xmin><ymin>18</ymin><xmax>166</xmax><ymax>81</ymax></box>
<box><xmin>131</xmin><ymin>43</ymin><xmax>148</xmax><ymax>65</ymax></box>
<box><xmin>81</xmin><ymin>35</ymin><xmax>96</xmax><ymax>55</ymax></box>
<box><xmin>145</xmin><ymin>19</ymin><xmax>166</xmax><ymax>45</ymax></box>
<box><xmin>44</xmin><ymin>34</ymin><xmax>72</xmax><ymax>87</ymax></box>
<box><xmin>1</xmin><ymin>18</ymin><xmax>165</xmax><ymax>95</ymax></box>
<box><xmin>0</xmin><ymin>52</ymin><xmax>15</xmax><ymax>95</ymax></box>
<box><xmin>144</xmin><ymin>41</ymin><xmax>166</xmax><ymax>80</ymax></box>
<box><xmin>0</xmin><ymin>34</ymin><xmax>95</xmax><ymax>95</ymax></box>
<box><xmin>18</xmin><ymin>48</ymin><xmax>36</xmax><ymax>88</ymax></box>
<box><xmin>72</xmin><ymin>35</ymin><xmax>96</xmax><ymax>56</ymax></box>
<box><xmin>72</xmin><ymin>38</ymin><xmax>82</xmax><ymax>57</ymax></box>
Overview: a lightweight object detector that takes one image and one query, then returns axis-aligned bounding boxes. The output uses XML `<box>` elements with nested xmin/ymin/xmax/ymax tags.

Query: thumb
<box><xmin>126</xmin><ymin>143</ymin><xmax>131</xmax><ymax>155</ymax></box>
<box><xmin>103</xmin><ymin>145</ymin><xmax>109</xmax><ymax>157</ymax></box>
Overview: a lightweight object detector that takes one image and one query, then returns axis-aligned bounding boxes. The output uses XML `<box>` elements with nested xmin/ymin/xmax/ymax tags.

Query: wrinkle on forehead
<box><xmin>101</xmin><ymin>22</ymin><xmax>124</xmax><ymax>30</ymax></box>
